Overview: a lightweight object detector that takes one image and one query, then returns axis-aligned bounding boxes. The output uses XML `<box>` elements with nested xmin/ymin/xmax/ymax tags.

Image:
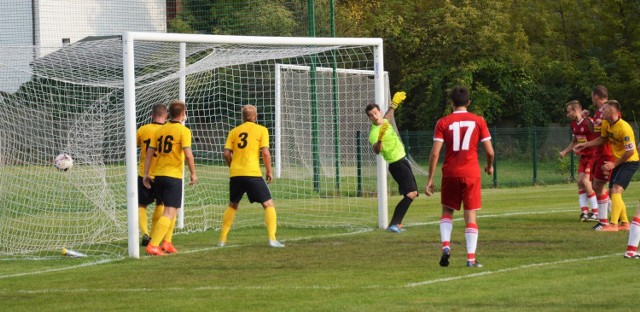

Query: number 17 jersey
<box><xmin>433</xmin><ymin>111</ymin><xmax>491</xmax><ymax>178</ymax></box>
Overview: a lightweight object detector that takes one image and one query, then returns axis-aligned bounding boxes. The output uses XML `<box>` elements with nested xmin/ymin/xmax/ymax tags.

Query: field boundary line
<box><xmin>406</xmin><ymin>253</ymin><xmax>618</xmax><ymax>287</ymax></box>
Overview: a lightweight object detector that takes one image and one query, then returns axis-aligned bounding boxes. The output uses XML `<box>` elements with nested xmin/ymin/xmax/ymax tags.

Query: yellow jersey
<box><xmin>149</xmin><ymin>121</ymin><xmax>193</xmax><ymax>179</ymax></box>
<box><xmin>601</xmin><ymin>118</ymin><xmax>639</xmax><ymax>161</ymax></box>
<box><xmin>136</xmin><ymin>122</ymin><xmax>164</xmax><ymax>177</ymax></box>
<box><xmin>224</xmin><ymin>121</ymin><xmax>269</xmax><ymax>177</ymax></box>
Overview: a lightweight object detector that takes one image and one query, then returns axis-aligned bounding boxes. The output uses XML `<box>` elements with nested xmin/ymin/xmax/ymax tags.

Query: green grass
<box><xmin>1</xmin><ymin>183</ymin><xmax>639</xmax><ymax>311</ymax></box>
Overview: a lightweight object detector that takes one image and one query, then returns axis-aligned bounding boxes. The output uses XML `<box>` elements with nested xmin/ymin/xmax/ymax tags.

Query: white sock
<box><xmin>465</xmin><ymin>223</ymin><xmax>479</xmax><ymax>260</ymax></box>
<box><xmin>627</xmin><ymin>218</ymin><xmax>640</xmax><ymax>251</ymax></box>
<box><xmin>597</xmin><ymin>194</ymin><xmax>609</xmax><ymax>223</ymax></box>
<box><xmin>588</xmin><ymin>192</ymin><xmax>598</xmax><ymax>214</ymax></box>
<box><xmin>440</xmin><ymin>216</ymin><xmax>452</xmax><ymax>249</ymax></box>
<box><xmin>578</xmin><ymin>190</ymin><xmax>588</xmax><ymax>213</ymax></box>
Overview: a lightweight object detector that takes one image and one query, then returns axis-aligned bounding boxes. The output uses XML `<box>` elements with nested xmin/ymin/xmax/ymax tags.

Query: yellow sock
<box><xmin>150</xmin><ymin>204</ymin><xmax>164</xmax><ymax>235</ymax></box>
<box><xmin>610</xmin><ymin>193</ymin><xmax>623</xmax><ymax>225</ymax></box>
<box><xmin>264</xmin><ymin>206</ymin><xmax>277</xmax><ymax>241</ymax></box>
<box><xmin>163</xmin><ymin>217</ymin><xmax>177</xmax><ymax>243</ymax></box>
<box><xmin>150</xmin><ymin>216</ymin><xmax>170</xmax><ymax>247</ymax></box>
<box><xmin>620</xmin><ymin>200</ymin><xmax>629</xmax><ymax>224</ymax></box>
<box><xmin>138</xmin><ymin>207</ymin><xmax>148</xmax><ymax>236</ymax></box>
<box><xmin>220</xmin><ymin>207</ymin><xmax>236</xmax><ymax>243</ymax></box>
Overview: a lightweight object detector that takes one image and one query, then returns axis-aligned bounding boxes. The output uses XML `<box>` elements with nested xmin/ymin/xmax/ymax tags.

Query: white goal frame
<box><xmin>122</xmin><ymin>32</ymin><xmax>387</xmax><ymax>258</ymax></box>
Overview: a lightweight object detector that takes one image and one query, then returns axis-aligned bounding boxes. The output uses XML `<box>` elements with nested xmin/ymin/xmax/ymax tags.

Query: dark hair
<box><xmin>168</xmin><ymin>100</ymin><xmax>186</xmax><ymax>119</ymax></box>
<box><xmin>605</xmin><ymin>100</ymin><xmax>621</xmax><ymax>112</ymax></box>
<box><xmin>151</xmin><ymin>104</ymin><xmax>167</xmax><ymax>117</ymax></box>
<box><xmin>565</xmin><ymin>100</ymin><xmax>582</xmax><ymax>110</ymax></box>
<box><xmin>450</xmin><ymin>86</ymin><xmax>469</xmax><ymax>107</ymax></box>
<box><xmin>592</xmin><ymin>85</ymin><xmax>608</xmax><ymax>99</ymax></box>
<box><xmin>365</xmin><ymin>103</ymin><xmax>380</xmax><ymax>113</ymax></box>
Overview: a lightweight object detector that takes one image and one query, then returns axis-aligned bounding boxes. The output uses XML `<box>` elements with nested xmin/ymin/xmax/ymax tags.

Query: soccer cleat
<box><xmin>269</xmin><ymin>240</ymin><xmax>285</xmax><ymax>248</ymax></box>
<box><xmin>439</xmin><ymin>248</ymin><xmax>450</xmax><ymax>267</ymax></box>
<box><xmin>217</xmin><ymin>242</ymin><xmax>226</xmax><ymax>247</ymax></box>
<box><xmin>619</xmin><ymin>223</ymin><xmax>630</xmax><ymax>231</ymax></box>
<box><xmin>145</xmin><ymin>244</ymin><xmax>166</xmax><ymax>256</ymax></box>
<box><xmin>387</xmin><ymin>225</ymin><xmax>402</xmax><ymax>233</ymax></box>
<box><xmin>579</xmin><ymin>212</ymin><xmax>588</xmax><ymax>222</ymax></box>
<box><xmin>467</xmin><ymin>260</ymin><xmax>483</xmax><ymax>268</ymax></box>
<box><xmin>160</xmin><ymin>241</ymin><xmax>177</xmax><ymax>254</ymax></box>
<box><xmin>141</xmin><ymin>234</ymin><xmax>151</xmax><ymax>247</ymax></box>
<box><xmin>596</xmin><ymin>223</ymin><xmax>618</xmax><ymax>232</ymax></box>
<box><xmin>624</xmin><ymin>252</ymin><xmax>640</xmax><ymax>259</ymax></box>
<box><xmin>586</xmin><ymin>213</ymin><xmax>599</xmax><ymax>222</ymax></box>
<box><xmin>592</xmin><ymin>222</ymin><xmax>606</xmax><ymax>230</ymax></box>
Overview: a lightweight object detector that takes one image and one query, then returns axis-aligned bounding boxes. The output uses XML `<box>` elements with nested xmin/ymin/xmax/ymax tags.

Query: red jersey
<box><xmin>571</xmin><ymin>118</ymin><xmax>597</xmax><ymax>156</ymax></box>
<box><xmin>433</xmin><ymin>111</ymin><xmax>491</xmax><ymax>178</ymax></box>
<box><xmin>592</xmin><ymin>107</ymin><xmax>613</xmax><ymax>156</ymax></box>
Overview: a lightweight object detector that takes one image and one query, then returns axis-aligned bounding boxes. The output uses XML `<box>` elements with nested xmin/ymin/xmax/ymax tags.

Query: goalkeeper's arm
<box><xmin>384</xmin><ymin>91</ymin><xmax>406</xmax><ymax>120</ymax></box>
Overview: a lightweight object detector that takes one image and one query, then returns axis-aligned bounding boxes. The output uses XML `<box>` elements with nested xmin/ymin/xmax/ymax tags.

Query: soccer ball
<box><xmin>54</xmin><ymin>153</ymin><xmax>74</xmax><ymax>171</ymax></box>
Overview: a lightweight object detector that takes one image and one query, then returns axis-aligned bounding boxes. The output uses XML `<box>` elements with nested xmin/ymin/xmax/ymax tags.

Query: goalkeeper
<box><xmin>365</xmin><ymin>91</ymin><xmax>418</xmax><ymax>233</ymax></box>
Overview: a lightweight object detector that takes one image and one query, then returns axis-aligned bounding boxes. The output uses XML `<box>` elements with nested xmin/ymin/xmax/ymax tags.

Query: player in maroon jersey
<box><xmin>425</xmin><ymin>86</ymin><xmax>494</xmax><ymax>268</ymax></box>
<box><xmin>559</xmin><ymin>100</ymin><xmax>599</xmax><ymax>221</ymax></box>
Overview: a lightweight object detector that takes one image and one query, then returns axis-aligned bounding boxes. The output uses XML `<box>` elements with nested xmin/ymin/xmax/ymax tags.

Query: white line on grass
<box><xmin>406</xmin><ymin>253</ymin><xmax>619</xmax><ymax>287</ymax></box>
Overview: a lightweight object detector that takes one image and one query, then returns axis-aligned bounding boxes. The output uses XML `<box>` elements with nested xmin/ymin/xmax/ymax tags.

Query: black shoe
<box><xmin>592</xmin><ymin>222</ymin><xmax>604</xmax><ymax>230</ymax></box>
<box><xmin>439</xmin><ymin>248</ymin><xmax>450</xmax><ymax>267</ymax></box>
<box><xmin>579</xmin><ymin>212</ymin><xmax>588</xmax><ymax>222</ymax></box>
<box><xmin>141</xmin><ymin>234</ymin><xmax>151</xmax><ymax>247</ymax></box>
<box><xmin>467</xmin><ymin>260</ymin><xmax>483</xmax><ymax>268</ymax></box>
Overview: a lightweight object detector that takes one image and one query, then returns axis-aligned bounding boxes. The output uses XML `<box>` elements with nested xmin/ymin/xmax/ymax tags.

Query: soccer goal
<box><xmin>0</xmin><ymin>32</ymin><xmax>390</xmax><ymax>259</ymax></box>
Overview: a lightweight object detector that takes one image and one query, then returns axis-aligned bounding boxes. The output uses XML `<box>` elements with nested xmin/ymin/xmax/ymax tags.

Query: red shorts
<box><xmin>578</xmin><ymin>155</ymin><xmax>594</xmax><ymax>174</ymax></box>
<box><xmin>591</xmin><ymin>154</ymin><xmax>614</xmax><ymax>181</ymax></box>
<box><xmin>441</xmin><ymin>177</ymin><xmax>482</xmax><ymax>211</ymax></box>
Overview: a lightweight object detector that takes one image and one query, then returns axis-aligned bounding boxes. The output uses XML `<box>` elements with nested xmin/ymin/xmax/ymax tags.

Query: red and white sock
<box><xmin>465</xmin><ymin>223</ymin><xmax>479</xmax><ymax>262</ymax></box>
<box><xmin>440</xmin><ymin>216</ymin><xmax>453</xmax><ymax>249</ymax></box>
<box><xmin>626</xmin><ymin>218</ymin><xmax>640</xmax><ymax>256</ymax></box>
<box><xmin>588</xmin><ymin>192</ymin><xmax>598</xmax><ymax>216</ymax></box>
<box><xmin>578</xmin><ymin>190</ymin><xmax>588</xmax><ymax>214</ymax></box>
<box><xmin>597</xmin><ymin>193</ymin><xmax>609</xmax><ymax>224</ymax></box>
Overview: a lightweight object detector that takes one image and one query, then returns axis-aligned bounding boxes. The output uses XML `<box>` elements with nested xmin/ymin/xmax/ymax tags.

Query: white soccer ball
<box><xmin>54</xmin><ymin>153</ymin><xmax>74</xmax><ymax>171</ymax></box>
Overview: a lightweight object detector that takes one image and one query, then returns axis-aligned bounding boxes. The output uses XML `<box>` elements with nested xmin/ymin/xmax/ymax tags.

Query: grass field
<box><xmin>1</xmin><ymin>183</ymin><xmax>639</xmax><ymax>311</ymax></box>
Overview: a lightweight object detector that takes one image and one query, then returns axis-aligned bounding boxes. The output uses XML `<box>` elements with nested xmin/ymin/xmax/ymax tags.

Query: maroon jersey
<box><xmin>433</xmin><ymin>111</ymin><xmax>491</xmax><ymax>178</ymax></box>
<box><xmin>592</xmin><ymin>107</ymin><xmax>613</xmax><ymax>157</ymax></box>
<box><xmin>571</xmin><ymin>118</ymin><xmax>597</xmax><ymax>156</ymax></box>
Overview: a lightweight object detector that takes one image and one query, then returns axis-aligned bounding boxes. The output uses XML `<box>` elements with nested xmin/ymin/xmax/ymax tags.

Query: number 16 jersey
<box><xmin>433</xmin><ymin>111</ymin><xmax>491</xmax><ymax>178</ymax></box>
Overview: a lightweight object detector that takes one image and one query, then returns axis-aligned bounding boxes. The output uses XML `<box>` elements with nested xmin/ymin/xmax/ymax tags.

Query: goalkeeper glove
<box><xmin>378</xmin><ymin>121</ymin><xmax>390</xmax><ymax>141</ymax></box>
<box><xmin>389</xmin><ymin>91</ymin><xmax>407</xmax><ymax>110</ymax></box>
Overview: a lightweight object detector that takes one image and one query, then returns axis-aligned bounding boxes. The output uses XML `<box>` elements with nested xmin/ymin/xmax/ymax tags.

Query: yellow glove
<box><xmin>378</xmin><ymin>121</ymin><xmax>390</xmax><ymax>141</ymax></box>
<box><xmin>389</xmin><ymin>91</ymin><xmax>406</xmax><ymax>109</ymax></box>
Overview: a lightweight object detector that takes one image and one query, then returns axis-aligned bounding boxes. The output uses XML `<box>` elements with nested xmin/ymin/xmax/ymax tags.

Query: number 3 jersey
<box><xmin>224</xmin><ymin>121</ymin><xmax>269</xmax><ymax>177</ymax></box>
<box><xmin>433</xmin><ymin>111</ymin><xmax>491</xmax><ymax>178</ymax></box>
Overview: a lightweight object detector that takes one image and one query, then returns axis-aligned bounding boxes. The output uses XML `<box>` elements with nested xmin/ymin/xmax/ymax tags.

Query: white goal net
<box><xmin>0</xmin><ymin>33</ymin><xmax>390</xmax><ymax>259</ymax></box>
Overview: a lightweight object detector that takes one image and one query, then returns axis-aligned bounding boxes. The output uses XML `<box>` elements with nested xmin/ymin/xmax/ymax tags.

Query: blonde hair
<box><xmin>242</xmin><ymin>105</ymin><xmax>257</xmax><ymax>122</ymax></box>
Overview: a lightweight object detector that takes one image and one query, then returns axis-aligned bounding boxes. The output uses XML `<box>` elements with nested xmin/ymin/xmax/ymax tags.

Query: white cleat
<box><xmin>217</xmin><ymin>242</ymin><xmax>226</xmax><ymax>247</ymax></box>
<box><xmin>269</xmin><ymin>240</ymin><xmax>285</xmax><ymax>248</ymax></box>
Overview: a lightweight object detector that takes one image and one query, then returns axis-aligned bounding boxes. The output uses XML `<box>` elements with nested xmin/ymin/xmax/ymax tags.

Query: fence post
<box><xmin>356</xmin><ymin>130</ymin><xmax>363</xmax><ymax>197</ymax></box>
<box><xmin>492</xmin><ymin>126</ymin><xmax>498</xmax><ymax>188</ymax></box>
<box><xmin>569</xmin><ymin>126</ymin><xmax>575</xmax><ymax>182</ymax></box>
<box><xmin>532</xmin><ymin>126</ymin><xmax>538</xmax><ymax>184</ymax></box>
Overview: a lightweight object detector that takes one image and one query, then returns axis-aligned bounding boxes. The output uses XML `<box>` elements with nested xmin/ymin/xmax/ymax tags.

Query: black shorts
<box><xmin>609</xmin><ymin>161</ymin><xmax>639</xmax><ymax>190</ymax></box>
<box><xmin>153</xmin><ymin>176</ymin><xmax>183</xmax><ymax>209</ymax></box>
<box><xmin>229</xmin><ymin>176</ymin><xmax>272</xmax><ymax>204</ymax></box>
<box><xmin>388</xmin><ymin>158</ymin><xmax>418</xmax><ymax>196</ymax></box>
<box><xmin>138</xmin><ymin>176</ymin><xmax>162</xmax><ymax>206</ymax></box>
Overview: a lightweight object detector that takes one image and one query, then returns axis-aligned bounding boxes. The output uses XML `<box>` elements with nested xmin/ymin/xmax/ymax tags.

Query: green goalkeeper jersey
<box><xmin>369</xmin><ymin>119</ymin><xmax>406</xmax><ymax>163</ymax></box>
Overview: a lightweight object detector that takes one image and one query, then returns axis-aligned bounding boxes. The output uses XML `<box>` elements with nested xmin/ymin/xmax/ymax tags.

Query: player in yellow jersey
<box><xmin>575</xmin><ymin>100</ymin><xmax>639</xmax><ymax>232</ymax></box>
<box><xmin>218</xmin><ymin>104</ymin><xmax>284</xmax><ymax>248</ymax></box>
<box><xmin>136</xmin><ymin>104</ymin><xmax>167</xmax><ymax>247</ymax></box>
<box><xmin>143</xmin><ymin>100</ymin><xmax>198</xmax><ymax>256</ymax></box>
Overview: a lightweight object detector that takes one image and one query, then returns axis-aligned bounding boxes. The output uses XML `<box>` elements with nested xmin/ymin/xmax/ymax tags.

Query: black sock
<box><xmin>389</xmin><ymin>196</ymin><xmax>414</xmax><ymax>226</ymax></box>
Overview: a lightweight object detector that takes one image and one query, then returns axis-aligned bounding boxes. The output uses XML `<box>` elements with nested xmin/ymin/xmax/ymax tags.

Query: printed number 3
<box><xmin>449</xmin><ymin>121</ymin><xmax>475</xmax><ymax>151</ymax></box>
<box><xmin>237</xmin><ymin>132</ymin><xmax>248</xmax><ymax>149</ymax></box>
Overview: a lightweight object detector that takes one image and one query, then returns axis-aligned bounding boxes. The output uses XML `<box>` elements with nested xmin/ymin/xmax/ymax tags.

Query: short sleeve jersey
<box><xmin>149</xmin><ymin>121</ymin><xmax>192</xmax><ymax>179</ymax></box>
<box><xmin>571</xmin><ymin>118</ymin><xmax>597</xmax><ymax>156</ymax></box>
<box><xmin>136</xmin><ymin>122</ymin><xmax>164</xmax><ymax>177</ymax></box>
<box><xmin>592</xmin><ymin>107</ymin><xmax>614</xmax><ymax>157</ymax></box>
<box><xmin>433</xmin><ymin>111</ymin><xmax>491</xmax><ymax>178</ymax></box>
<box><xmin>224</xmin><ymin>121</ymin><xmax>269</xmax><ymax>177</ymax></box>
<box><xmin>368</xmin><ymin>119</ymin><xmax>406</xmax><ymax>163</ymax></box>
<box><xmin>600</xmin><ymin>118</ymin><xmax>639</xmax><ymax>162</ymax></box>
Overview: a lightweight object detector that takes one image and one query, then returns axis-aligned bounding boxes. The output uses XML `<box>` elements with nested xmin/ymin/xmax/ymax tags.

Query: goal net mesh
<box><xmin>0</xmin><ymin>37</ymin><xmax>412</xmax><ymax>258</ymax></box>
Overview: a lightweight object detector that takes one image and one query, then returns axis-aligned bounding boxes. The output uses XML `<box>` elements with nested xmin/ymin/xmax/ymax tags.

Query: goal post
<box><xmin>122</xmin><ymin>32</ymin><xmax>388</xmax><ymax>258</ymax></box>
